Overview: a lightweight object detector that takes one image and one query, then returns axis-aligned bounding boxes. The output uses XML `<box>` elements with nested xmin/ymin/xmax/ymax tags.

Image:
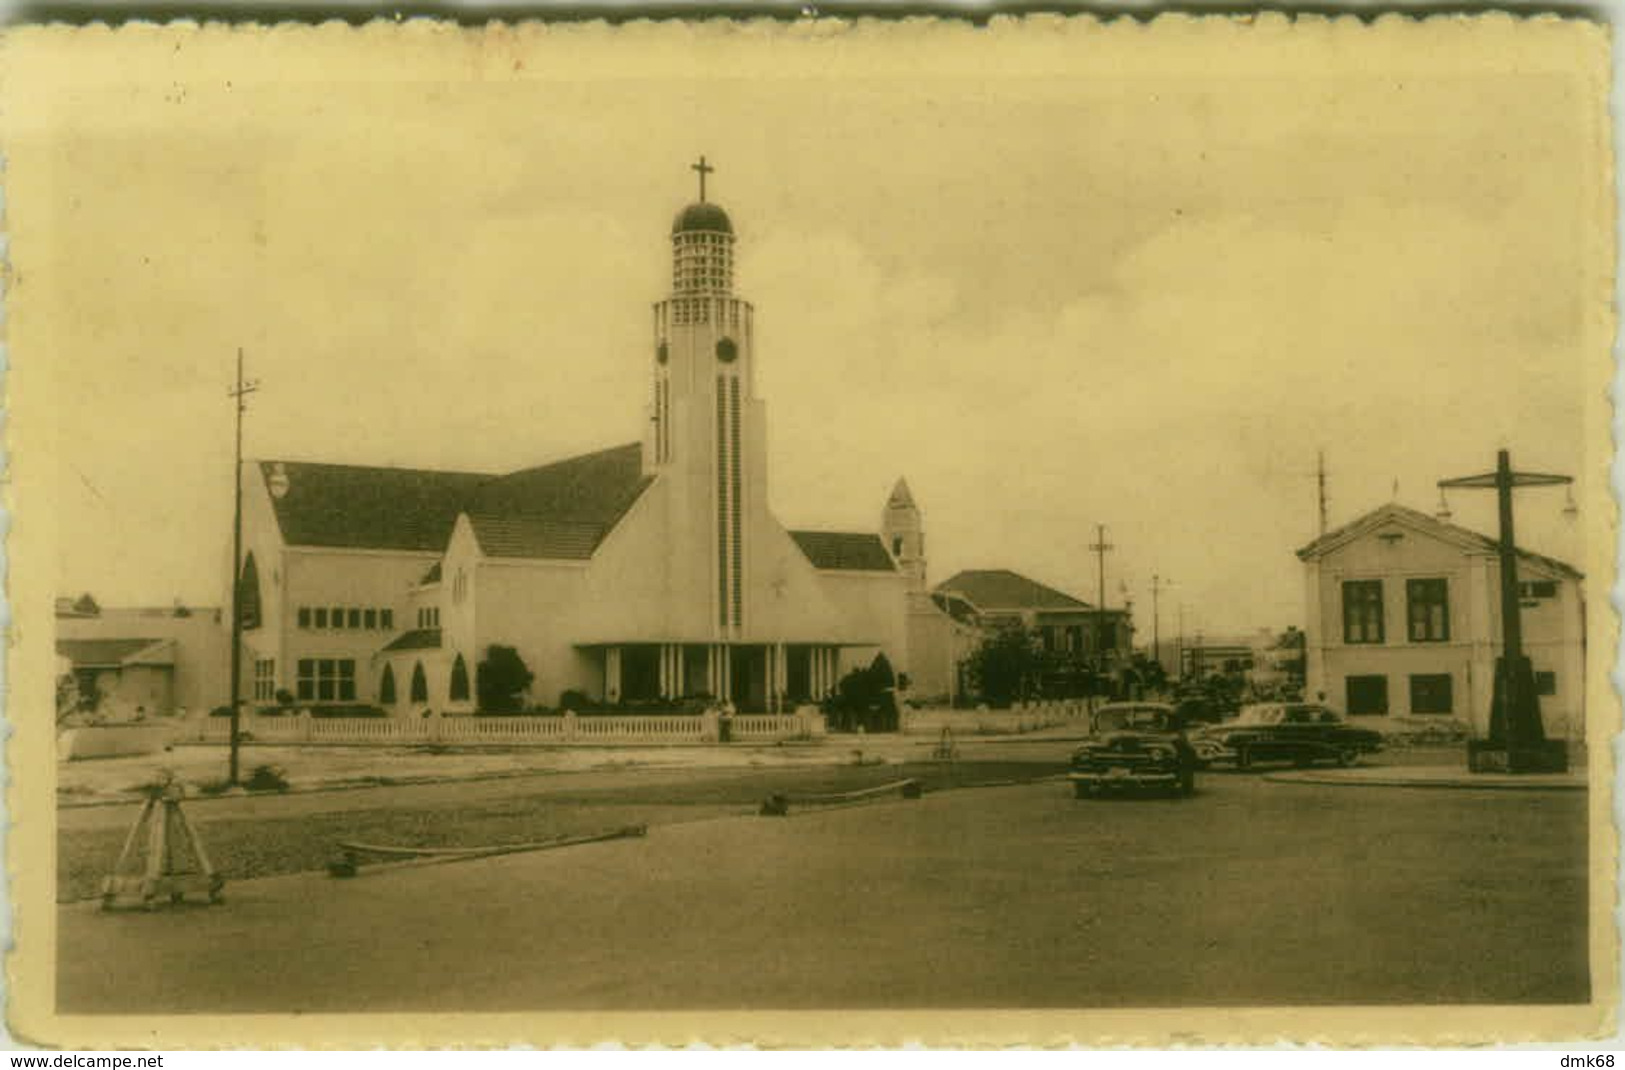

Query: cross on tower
<box><xmin>691</xmin><ymin>155</ymin><xmax>714</xmax><ymax>202</ymax></box>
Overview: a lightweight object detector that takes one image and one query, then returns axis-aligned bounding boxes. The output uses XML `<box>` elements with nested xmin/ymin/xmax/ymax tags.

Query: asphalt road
<box><xmin>57</xmin><ymin>764</ymin><xmax>1589</xmax><ymax>1014</ymax></box>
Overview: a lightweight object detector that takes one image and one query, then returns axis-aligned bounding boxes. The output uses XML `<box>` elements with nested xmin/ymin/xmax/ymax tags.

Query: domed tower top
<box><xmin>672</xmin><ymin>201</ymin><xmax>733</xmax><ymax>236</ymax></box>
<box><xmin>670</xmin><ymin>155</ymin><xmax>736</xmax><ymax>294</ymax></box>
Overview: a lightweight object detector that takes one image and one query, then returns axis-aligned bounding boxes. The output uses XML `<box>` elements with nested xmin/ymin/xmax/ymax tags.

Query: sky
<box><xmin>17</xmin><ymin>22</ymin><xmax>1607</xmax><ymax>640</ymax></box>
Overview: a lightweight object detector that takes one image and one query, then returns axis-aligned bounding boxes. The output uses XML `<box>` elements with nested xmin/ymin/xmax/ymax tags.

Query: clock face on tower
<box><xmin>716</xmin><ymin>337</ymin><xmax>738</xmax><ymax>363</ymax></box>
<box><xmin>657</xmin><ymin>342</ymin><xmax>669</xmax><ymax>365</ymax></box>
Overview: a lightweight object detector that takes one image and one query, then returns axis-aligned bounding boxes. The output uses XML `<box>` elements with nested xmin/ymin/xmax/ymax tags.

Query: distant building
<box><xmin>1296</xmin><ymin>503</ymin><xmax>1584</xmax><ymax>739</ymax></box>
<box><xmin>927</xmin><ymin>568</ymin><xmax>1133</xmax><ymax>699</ymax></box>
<box><xmin>1178</xmin><ymin>637</ymin><xmax>1254</xmax><ymax>682</ymax></box>
<box><xmin>55</xmin><ymin>600</ymin><xmax>228</xmax><ymax>719</ymax></box>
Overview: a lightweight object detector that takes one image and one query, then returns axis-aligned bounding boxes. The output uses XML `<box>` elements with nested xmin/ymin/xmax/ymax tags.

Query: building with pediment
<box><xmin>1297</xmin><ymin>502</ymin><xmax>1584</xmax><ymax>738</ymax></box>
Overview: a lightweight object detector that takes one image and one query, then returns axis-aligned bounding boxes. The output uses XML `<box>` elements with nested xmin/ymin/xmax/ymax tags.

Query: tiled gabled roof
<box><xmin>258</xmin><ymin>443</ymin><xmax>653</xmax><ymax>561</ymax></box>
<box><xmin>788</xmin><ymin>531</ymin><xmax>897</xmax><ymax>572</ymax></box>
<box><xmin>258</xmin><ymin>461</ymin><xmax>492</xmax><ymax>553</ymax></box>
<box><xmin>468</xmin><ymin>516</ymin><xmax>607</xmax><ymax>560</ymax></box>
<box><xmin>934</xmin><ymin>569</ymin><xmax>1093</xmax><ymax>612</ymax></box>
<box><xmin>465</xmin><ymin>444</ymin><xmax>653</xmax><ymax>560</ymax></box>
<box><xmin>381</xmin><ymin>628</ymin><xmax>442</xmax><ymax>652</ymax></box>
<box><xmin>56</xmin><ymin>638</ymin><xmax>165</xmax><ymax>668</ymax></box>
<box><xmin>1296</xmin><ymin>503</ymin><xmax>1582</xmax><ymax>580</ymax></box>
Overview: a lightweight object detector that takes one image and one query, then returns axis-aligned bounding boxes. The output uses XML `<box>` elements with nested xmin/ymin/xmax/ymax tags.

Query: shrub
<box><xmin>558</xmin><ymin>689</ymin><xmax>594</xmax><ymax>713</ymax></box>
<box><xmin>477</xmin><ymin>645</ymin><xmax>535</xmax><ymax>713</ymax></box>
<box><xmin>243</xmin><ymin>764</ymin><xmax>290</xmax><ymax>792</ymax></box>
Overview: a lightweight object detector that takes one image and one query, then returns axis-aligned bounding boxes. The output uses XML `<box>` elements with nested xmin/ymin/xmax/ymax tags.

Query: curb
<box><xmin>1263</xmin><ymin>769</ymin><xmax>1587</xmax><ymax>791</ymax></box>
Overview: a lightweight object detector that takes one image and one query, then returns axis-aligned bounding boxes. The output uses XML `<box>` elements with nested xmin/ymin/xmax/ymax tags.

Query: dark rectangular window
<box><xmin>1342</xmin><ymin>581</ymin><xmax>1385</xmax><ymax>644</ymax></box>
<box><xmin>1406</xmin><ymin>578</ymin><xmax>1450</xmax><ymax>642</ymax></box>
<box><xmin>381</xmin><ymin>608</ymin><xmax>394</xmax><ymax>630</ymax></box>
<box><xmin>347</xmin><ymin>608</ymin><xmax>362</xmax><ymax>629</ymax></box>
<box><xmin>1521</xmin><ymin>580</ymin><xmax>1558</xmax><ymax>600</ymax></box>
<box><xmin>331</xmin><ymin>606</ymin><xmax>345</xmax><ymax>629</ymax></box>
<box><xmin>364</xmin><ymin>608</ymin><xmax>377</xmax><ymax>629</ymax></box>
<box><xmin>1535</xmin><ymin>671</ymin><xmax>1557</xmax><ymax>696</ymax></box>
<box><xmin>1345</xmin><ymin>674</ymin><xmax>1389</xmax><ymax>716</ymax></box>
<box><xmin>301</xmin><ymin>658</ymin><xmax>356</xmax><ymax>702</ymax></box>
<box><xmin>1409</xmin><ymin>673</ymin><xmax>1453</xmax><ymax>714</ymax></box>
<box><xmin>314</xmin><ymin>608</ymin><xmax>328</xmax><ymax>629</ymax></box>
<box><xmin>297</xmin><ymin>607</ymin><xmax>311</xmax><ymax>629</ymax></box>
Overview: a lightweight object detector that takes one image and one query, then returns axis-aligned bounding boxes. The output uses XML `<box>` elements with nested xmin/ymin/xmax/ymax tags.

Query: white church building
<box><xmin>234</xmin><ymin>171</ymin><xmax>920</xmax><ymax>716</ymax></box>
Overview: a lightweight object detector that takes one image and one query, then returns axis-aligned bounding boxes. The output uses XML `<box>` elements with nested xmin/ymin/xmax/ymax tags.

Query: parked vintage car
<box><xmin>1069</xmin><ymin>702</ymin><xmax>1198</xmax><ymax>798</ymax></box>
<box><xmin>1187</xmin><ymin>703</ymin><xmax>1383</xmax><ymax>769</ymax></box>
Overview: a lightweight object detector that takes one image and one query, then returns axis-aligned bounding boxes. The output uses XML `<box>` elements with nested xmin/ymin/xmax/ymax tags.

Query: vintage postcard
<box><xmin>3</xmin><ymin>14</ymin><xmax>1617</xmax><ymax>1048</ymax></box>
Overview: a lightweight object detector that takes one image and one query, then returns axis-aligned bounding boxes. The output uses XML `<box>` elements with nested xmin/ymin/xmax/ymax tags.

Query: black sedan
<box><xmin>1069</xmin><ymin>702</ymin><xmax>1198</xmax><ymax>798</ymax></box>
<box><xmin>1188</xmin><ymin>703</ymin><xmax>1383</xmax><ymax>770</ymax></box>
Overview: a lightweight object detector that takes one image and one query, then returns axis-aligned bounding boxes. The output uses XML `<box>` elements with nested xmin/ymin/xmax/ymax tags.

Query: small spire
<box><xmin>887</xmin><ymin>477</ymin><xmax>917</xmax><ymax>511</ymax></box>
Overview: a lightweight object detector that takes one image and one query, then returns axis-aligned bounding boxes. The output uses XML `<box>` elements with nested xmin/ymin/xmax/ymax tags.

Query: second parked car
<box><xmin>1188</xmin><ymin>702</ymin><xmax>1383</xmax><ymax>769</ymax></box>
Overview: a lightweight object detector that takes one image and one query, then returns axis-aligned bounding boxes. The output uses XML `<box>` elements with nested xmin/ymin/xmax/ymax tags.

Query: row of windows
<box><xmin>1341</xmin><ymin>578</ymin><xmax>1450</xmax><ymax>645</ymax></box>
<box><xmin>297</xmin><ymin>606</ymin><xmax>395</xmax><ymax>632</ymax></box>
<box><xmin>1343</xmin><ymin>670</ymin><xmax>1557</xmax><ymax>716</ymax></box>
<box><xmin>378</xmin><ymin>655</ymin><xmax>469</xmax><ymax>705</ymax></box>
<box><xmin>418</xmin><ymin>607</ymin><xmax>441</xmax><ymax>629</ymax></box>
<box><xmin>255</xmin><ymin>654</ymin><xmax>482</xmax><ymax>706</ymax></box>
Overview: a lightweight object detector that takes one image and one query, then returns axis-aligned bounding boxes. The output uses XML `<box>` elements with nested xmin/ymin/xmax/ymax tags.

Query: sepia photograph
<box><xmin>3</xmin><ymin>15</ymin><xmax>1616</xmax><ymax>1047</ymax></box>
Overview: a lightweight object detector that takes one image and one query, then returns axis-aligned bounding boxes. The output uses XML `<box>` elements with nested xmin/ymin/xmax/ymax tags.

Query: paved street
<box><xmin>58</xmin><ymin>763</ymin><xmax>1589</xmax><ymax>1013</ymax></box>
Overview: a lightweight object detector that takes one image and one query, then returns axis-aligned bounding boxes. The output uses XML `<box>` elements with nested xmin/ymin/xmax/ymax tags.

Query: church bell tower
<box><xmin>648</xmin><ymin>157</ymin><xmax>762</xmax><ymax>637</ymax></box>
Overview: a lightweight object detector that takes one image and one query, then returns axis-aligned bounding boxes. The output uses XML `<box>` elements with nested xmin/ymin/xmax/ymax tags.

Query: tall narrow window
<box><xmin>314</xmin><ymin>607</ymin><xmax>328</xmax><ymax>629</ymax></box>
<box><xmin>1342</xmin><ymin>581</ymin><xmax>1385</xmax><ymax>644</ymax></box>
<box><xmin>298</xmin><ymin>607</ymin><xmax>312</xmax><ymax>629</ymax></box>
<box><xmin>239</xmin><ymin>553</ymin><xmax>262</xmax><ymax>630</ymax></box>
<box><xmin>379</xmin><ymin>664</ymin><xmax>397</xmax><ymax>705</ymax></box>
<box><xmin>381</xmin><ymin>608</ymin><xmax>394</xmax><ymax>630</ymax></box>
<box><xmin>1406</xmin><ymin>578</ymin><xmax>1450</xmax><ymax>642</ymax></box>
<box><xmin>716</xmin><ymin>377</ymin><xmax>729</xmax><ymax>628</ymax></box>
<box><xmin>729</xmin><ymin>377</ymin><xmax>742</xmax><ymax>627</ymax></box>
<box><xmin>364</xmin><ymin>608</ymin><xmax>377</xmax><ymax>630</ymax></box>
<box><xmin>410</xmin><ymin>662</ymin><xmax>428</xmax><ymax>704</ymax></box>
<box><xmin>449</xmin><ymin>655</ymin><xmax>470</xmax><ymax>702</ymax></box>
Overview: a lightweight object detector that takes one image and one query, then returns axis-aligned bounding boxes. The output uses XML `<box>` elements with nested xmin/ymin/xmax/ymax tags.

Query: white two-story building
<box><xmin>1296</xmin><ymin>503</ymin><xmax>1584</xmax><ymax>740</ymax></box>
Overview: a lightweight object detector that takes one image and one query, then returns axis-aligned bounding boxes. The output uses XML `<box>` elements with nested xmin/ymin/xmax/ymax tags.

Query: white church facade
<box><xmin>233</xmin><ymin>172</ymin><xmax>923</xmax><ymax>716</ymax></box>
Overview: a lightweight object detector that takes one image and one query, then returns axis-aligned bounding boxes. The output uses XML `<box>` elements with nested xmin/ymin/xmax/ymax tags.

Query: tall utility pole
<box><xmin>1317</xmin><ymin>449</ymin><xmax>1329</xmax><ymax>536</ymax></box>
<box><xmin>1437</xmin><ymin>448</ymin><xmax>1573</xmax><ymax>774</ymax></box>
<box><xmin>227</xmin><ymin>349</ymin><xmax>259</xmax><ymax>786</ymax></box>
<box><xmin>1089</xmin><ymin>524</ymin><xmax>1113</xmax><ymax>702</ymax></box>
<box><xmin>1176</xmin><ymin>603</ymin><xmax>1186</xmax><ymax>682</ymax></box>
<box><xmin>1151</xmin><ymin>574</ymin><xmax>1171</xmax><ymax>685</ymax></box>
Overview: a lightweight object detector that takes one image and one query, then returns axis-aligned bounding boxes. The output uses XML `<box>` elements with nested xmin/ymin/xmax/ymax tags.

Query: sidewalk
<box><xmin>1264</xmin><ymin>764</ymin><xmax>1588</xmax><ymax>790</ymax></box>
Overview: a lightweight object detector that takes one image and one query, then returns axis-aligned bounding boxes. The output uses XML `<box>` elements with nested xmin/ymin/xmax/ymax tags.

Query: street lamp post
<box><xmin>1437</xmin><ymin>448</ymin><xmax>1572</xmax><ymax>774</ymax></box>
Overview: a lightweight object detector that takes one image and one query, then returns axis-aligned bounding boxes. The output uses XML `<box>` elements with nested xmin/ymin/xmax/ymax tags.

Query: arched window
<box><xmin>410</xmin><ymin>662</ymin><xmax>428</xmax><ymax>703</ymax></box>
<box><xmin>379</xmin><ymin>664</ymin><xmax>397</xmax><ymax>705</ymax></box>
<box><xmin>238</xmin><ymin>553</ymin><xmax>262</xmax><ymax>630</ymax></box>
<box><xmin>449</xmin><ymin>654</ymin><xmax>470</xmax><ymax>702</ymax></box>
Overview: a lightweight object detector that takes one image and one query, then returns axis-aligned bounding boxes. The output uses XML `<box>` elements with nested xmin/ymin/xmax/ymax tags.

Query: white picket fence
<box><xmin>176</xmin><ymin>709</ymin><xmax>821</xmax><ymax>747</ymax></box>
<box><xmin>901</xmin><ymin>699</ymin><xmax>1091</xmax><ymax>737</ymax></box>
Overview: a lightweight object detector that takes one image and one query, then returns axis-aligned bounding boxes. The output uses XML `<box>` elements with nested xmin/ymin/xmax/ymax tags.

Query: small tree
<box><xmin>477</xmin><ymin>645</ymin><xmax>535</xmax><ymax>713</ymax></box>
<box><xmin>966</xmin><ymin>622</ymin><xmax>1040</xmax><ymax>707</ymax></box>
